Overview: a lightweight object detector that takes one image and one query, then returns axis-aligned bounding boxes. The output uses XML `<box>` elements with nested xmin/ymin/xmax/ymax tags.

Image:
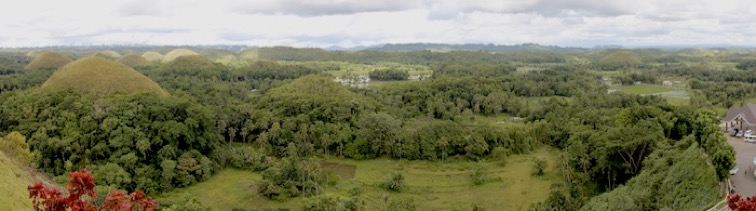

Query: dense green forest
<box><xmin>0</xmin><ymin>46</ymin><xmax>750</xmax><ymax>210</ymax></box>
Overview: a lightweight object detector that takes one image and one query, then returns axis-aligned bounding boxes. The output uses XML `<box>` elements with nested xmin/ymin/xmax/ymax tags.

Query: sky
<box><xmin>1</xmin><ymin>0</ymin><xmax>756</xmax><ymax>48</ymax></box>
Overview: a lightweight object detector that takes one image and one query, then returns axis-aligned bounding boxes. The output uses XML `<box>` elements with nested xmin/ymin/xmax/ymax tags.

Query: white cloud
<box><xmin>0</xmin><ymin>0</ymin><xmax>755</xmax><ymax>47</ymax></box>
<box><xmin>230</xmin><ymin>0</ymin><xmax>422</xmax><ymax>16</ymax></box>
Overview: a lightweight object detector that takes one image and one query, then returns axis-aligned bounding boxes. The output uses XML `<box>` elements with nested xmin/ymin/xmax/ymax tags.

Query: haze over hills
<box><xmin>5</xmin><ymin>43</ymin><xmax>756</xmax><ymax>55</ymax></box>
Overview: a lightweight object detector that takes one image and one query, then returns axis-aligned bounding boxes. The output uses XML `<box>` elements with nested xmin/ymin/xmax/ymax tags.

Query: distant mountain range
<box><xmin>6</xmin><ymin>43</ymin><xmax>756</xmax><ymax>54</ymax></box>
<box><xmin>359</xmin><ymin>43</ymin><xmax>591</xmax><ymax>53</ymax></box>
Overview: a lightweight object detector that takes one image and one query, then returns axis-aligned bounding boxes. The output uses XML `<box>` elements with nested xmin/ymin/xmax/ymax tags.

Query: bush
<box><xmin>471</xmin><ymin>166</ymin><xmax>489</xmax><ymax>185</ymax></box>
<box><xmin>381</xmin><ymin>172</ymin><xmax>405</xmax><ymax>192</ymax></box>
<box><xmin>304</xmin><ymin>193</ymin><xmax>363</xmax><ymax>211</ymax></box>
<box><xmin>163</xmin><ymin>195</ymin><xmax>211</xmax><ymax>211</ymax></box>
<box><xmin>0</xmin><ymin>131</ymin><xmax>32</xmax><ymax>165</ymax></box>
<box><xmin>258</xmin><ymin>158</ymin><xmax>324</xmax><ymax>200</ymax></box>
<box><xmin>472</xmin><ymin>203</ymin><xmax>486</xmax><ymax>211</ymax></box>
<box><xmin>489</xmin><ymin>147</ymin><xmax>510</xmax><ymax>166</ymax></box>
<box><xmin>533</xmin><ymin>158</ymin><xmax>546</xmax><ymax>176</ymax></box>
<box><xmin>228</xmin><ymin>146</ymin><xmax>269</xmax><ymax>171</ymax></box>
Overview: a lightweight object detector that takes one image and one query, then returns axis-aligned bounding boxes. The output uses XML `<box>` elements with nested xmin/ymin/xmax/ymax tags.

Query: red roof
<box><xmin>723</xmin><ymin>104</ymin><xmax>756</xmax><ymax>124</ymax></box>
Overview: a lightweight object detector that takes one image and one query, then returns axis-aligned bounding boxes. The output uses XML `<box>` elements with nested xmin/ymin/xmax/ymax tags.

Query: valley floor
<box><xmin>157</xmin><ymin>147</ymin><xmax>562</xmax><ymax>210</ymax></box>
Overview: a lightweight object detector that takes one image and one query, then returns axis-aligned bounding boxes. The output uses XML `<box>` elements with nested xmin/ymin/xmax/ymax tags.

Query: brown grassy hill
<box><xmin>198</xmin><ymin>49</ymin><xmax>235</xmax><ymax>59</ymax></box>
<box><xmin>118</xmin><ymin>53</ymin><xmax>150</xmax><ymax>67</ymax></box>
<box><xmin>599</xmin><ymin>51</ymin><xmax>642</xmax><ymax>66</ymax></box>
<box><xmin>169</xmin><ymin>55</ymin><xmax>215</xmax><ymax>69</ymax></box>
<box><xmin>142</xmin><ymin>51</ymin><xmax>164</xmax><ymax>62</ymax></box>
<box><xmin>162</xmin><ymin>48</ymin><xmax>200</xmax><ymax>63</ymax></box>
<box><xmin>94</xmin><ymin>51</ymin><xmax>122</xmax><ymax>59</ymax></box>
<box><xmin>42</xmin><ymin>56</ymin><xmax>169</xmax><ymax>96</ymax></box>
<box><xmin>24</xmin><ymin>52</ymin><xmax>73</xmax><ymax>70</ymax></box>
<box><xmin>162</xmin><ymin>55</ymin><xmax>217</xmax><ymax>72</ymax></box>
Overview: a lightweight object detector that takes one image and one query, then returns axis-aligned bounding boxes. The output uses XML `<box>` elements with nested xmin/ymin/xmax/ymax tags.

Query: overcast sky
<box><xmin>1</xmin><ymin>0</ymin><xmax>755</xmax><ymax>48</ymax></box>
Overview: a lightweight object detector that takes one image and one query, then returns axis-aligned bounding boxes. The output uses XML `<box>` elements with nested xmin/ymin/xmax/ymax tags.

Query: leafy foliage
<box><xmin>532</xmin><ymin>158</ymin><xmax>546</xmax><ymax>176</ymax></box>
<box><xmin>1</xmin><ymin>89</ymin><xmax>220</xmax><ymax>192</ymax></box>
<box><xmin>0</xmin><ymin>131</ymin><xmax>33</xmax><ymax>165</ymax></box>
<box><xmin>381</xmin><ymin>172</ymin><xmax>405</xmax><ymax>192</ymax></box>
<box><xmin>432</xmin><ymin>63</ymin><xmax>514</xmax><ymax>77</ymax></box>
<box><xmin>580</xmin><ymin>142</ymin><xmax>719</xmax><ymax>210</ymax></box>
<box><xmin>257</xmin><ymin>157</ymin><xmax>325</xmax><ymax>200</ymax></box>
<box><xmin>28</xmin><ymin>168</ymin><xmax>158</xmax><ymax>211</ymax></box>
<box><xmin>304</xmin><ymin>193</ymin><xmax>363</xmax><ymax>211</ymax></box>
<box><xmin>471</xmin><ymin>166</ymin><xmax>489</xmax><ymax>185</ymax></box>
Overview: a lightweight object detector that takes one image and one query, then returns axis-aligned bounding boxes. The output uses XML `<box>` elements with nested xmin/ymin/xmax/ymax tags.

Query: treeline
<box><xmin>432</xmin><ymin>63</ymin><xmax>515</xmax><ymax>77</ymax></box>
<box><xmin>256</xmin><ymin>47</ymin><xmax>570</xmax><ymax>65</ymax></box>
<box><xmin>369</xmin><ymin>68</ymin><xmax>408</xmax><ymax>80</ymax></box>
<box><xmin>370</xmin><ymin>70</ymin><xmax>602</xmax><ymax>119</ymax></box>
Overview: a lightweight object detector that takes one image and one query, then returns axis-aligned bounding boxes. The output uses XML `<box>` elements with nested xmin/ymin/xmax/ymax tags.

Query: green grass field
<box><xmin>614</xmin><ymin>84</ymin><xmax>675</xmax><ymax>95</ymax></box>
<box><xmin>157</xmin><ymin>147</ymin><xmax>561</xmax><ymax>210</ymax></box>
<box><xmin>156</xmin><ymin>168</ymin><xmax>305</xmax><ymax>210</ymax></box>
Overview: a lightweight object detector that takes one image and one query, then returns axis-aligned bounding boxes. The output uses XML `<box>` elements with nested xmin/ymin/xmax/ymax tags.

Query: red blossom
<box><xmin>28</xmin><ymin>168</ymin><xmax>158</xmax><ymax>211</ymax></box>
<box><xmin>728</xmin><ymin>194</ymin><xmax>756</xmax><ymax>211</ymax></box>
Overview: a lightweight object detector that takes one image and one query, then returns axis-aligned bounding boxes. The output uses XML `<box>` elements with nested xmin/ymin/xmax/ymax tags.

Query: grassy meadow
<box><xmin>157</xmin><ymin>147</ymin><xmax>561</xmax><ymax>211</ymax></box>
<box><xmin>613</xmin><ymin>83</ymin><xmax>676</xmax><ymax>95</ymax></box>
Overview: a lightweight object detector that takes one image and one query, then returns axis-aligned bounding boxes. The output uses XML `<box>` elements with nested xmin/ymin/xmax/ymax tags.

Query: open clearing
<box><xmin>157</xmin><ymin>147</ymin><xmax>561</xmax><ymax>210</ymax></box>
<box><xmin>615</xmin><ymin>83</ymin><xmax>676</xmax><ymax>95</ymax></box>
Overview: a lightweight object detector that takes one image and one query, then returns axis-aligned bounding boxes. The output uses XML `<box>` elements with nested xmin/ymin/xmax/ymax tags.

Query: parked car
<box><xmin>731</xmin><ymin>167</ymin><xmax>740</xmax><ymax>175</ymax></box>
<box><xmin>737</xmin><ymin>131</ymin><xmax>744</xmax><ymax>137</ymax></box>
<box><xmin>746</xmin><ymin>130</ymin><xmax>753</xmax><ymax>136</ymax></box>
<box><xmin>732</xmin><ymin>129</ymin><xmax>741</xmax><ymax>137</ymax></box>
<box><xmin>746</xmin><ymin>135</ymin><xmax>756</xmax><ymax>143</ymax></box>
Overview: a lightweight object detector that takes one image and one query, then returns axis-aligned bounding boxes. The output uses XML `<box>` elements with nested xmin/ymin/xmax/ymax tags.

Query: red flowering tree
<box><xmin>28</xmin><ymin>169</ymin><xmax>158</xmax><ymax>211</ymax></box>
<box><xmin>727</xmin><ymin>194</ymin><xmax>756</xmax><ymax>211</ymax></box>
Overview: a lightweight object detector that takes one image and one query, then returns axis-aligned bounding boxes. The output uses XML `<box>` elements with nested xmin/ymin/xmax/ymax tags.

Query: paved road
<box><xmin>727</xmin><ymin>134</ymin><xmax>756</xmax><ymax>197</ymax></box>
